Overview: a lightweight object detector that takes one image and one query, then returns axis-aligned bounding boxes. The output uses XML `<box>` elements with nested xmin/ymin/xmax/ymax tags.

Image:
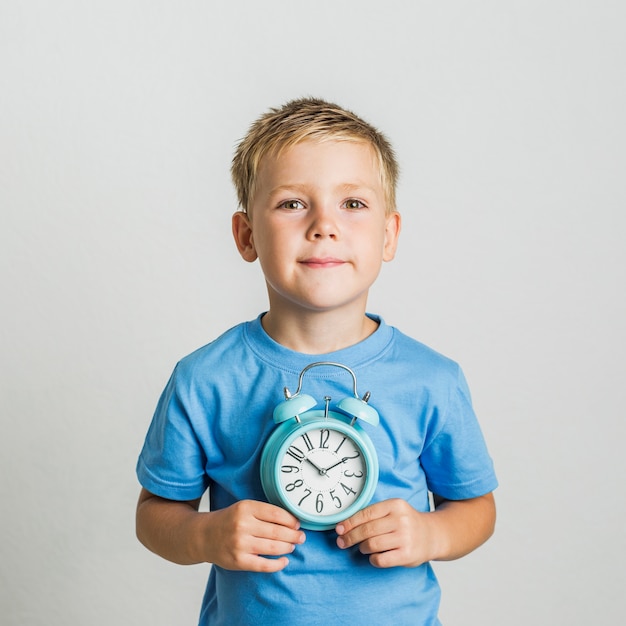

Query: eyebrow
<box><xmin>268</xmin><ymin>182</ymin><xmax>378</xmax><ymax>196</ymax></box>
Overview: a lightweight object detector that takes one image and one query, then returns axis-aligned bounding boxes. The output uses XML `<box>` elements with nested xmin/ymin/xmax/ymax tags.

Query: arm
<box><xmin>136</xmin><ymin>488</ymin><xmax>306</xmax><ymax>572</ymax></box>
<box><xmin>335</xmin><ymin>493</ymin><xmax>495</xmax><ymax>568</ymax></box>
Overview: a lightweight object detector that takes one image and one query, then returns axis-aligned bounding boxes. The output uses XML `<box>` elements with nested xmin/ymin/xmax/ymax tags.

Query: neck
<box><xmin>261</xmin><ymin>308</ymin><xmax>378</xmax><ymax>355</ymax></box>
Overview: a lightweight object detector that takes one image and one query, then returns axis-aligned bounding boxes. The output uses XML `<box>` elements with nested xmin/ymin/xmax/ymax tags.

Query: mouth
<box><xmin>299</xmin><ymin>257</ymin><xmax>346</xmax><ymax>269</ymax></box>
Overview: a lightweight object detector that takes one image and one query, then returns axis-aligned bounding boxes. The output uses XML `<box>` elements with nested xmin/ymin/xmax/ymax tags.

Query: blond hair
<box><xmin>231</xmin><ymin>97</ymin><xmax>399</xmax><ymax>214</ymax></box>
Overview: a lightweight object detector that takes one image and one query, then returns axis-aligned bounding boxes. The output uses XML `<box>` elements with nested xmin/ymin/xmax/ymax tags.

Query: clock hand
<box><xmin>305</xmin><ymin>457</ymin><xmax>329</xmax><ymax>476</ymax></box>
<box><xmin>322</xmin><ymin>457</ymin><xmax>350</xmax><ymax>473</ymax></box>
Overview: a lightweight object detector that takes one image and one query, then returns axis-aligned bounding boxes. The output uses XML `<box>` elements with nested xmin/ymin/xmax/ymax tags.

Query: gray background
<box><xmin>2</xmin><ymin>1</ymin><xmax>624</xmax><ymax>624</ymax></box>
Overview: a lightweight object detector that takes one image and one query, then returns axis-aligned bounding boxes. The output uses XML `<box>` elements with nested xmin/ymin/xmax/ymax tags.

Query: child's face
<box><xmin>233</xmin><ymin>139</ymin><xmax>400</xmax><ymax>318</ymax></box>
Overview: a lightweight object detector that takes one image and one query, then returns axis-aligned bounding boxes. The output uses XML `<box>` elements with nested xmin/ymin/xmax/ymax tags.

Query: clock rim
<box><xmin>260</xmin><ymin>411</ymin><xmax>379</xmax><ymax>531</ymax></box>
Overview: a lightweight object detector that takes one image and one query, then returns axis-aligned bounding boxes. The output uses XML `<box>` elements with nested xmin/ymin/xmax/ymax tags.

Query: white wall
<box><xmin>2</xmin><ymin>1</ymin><xmax>624</xmax><ymax>624</ymax></box>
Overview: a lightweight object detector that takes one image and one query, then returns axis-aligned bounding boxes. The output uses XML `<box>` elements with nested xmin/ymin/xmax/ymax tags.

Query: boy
<box><xmin>136</xmin><ymin>97</ymin><xmax>497</xmax><ymax>625</ymax></box>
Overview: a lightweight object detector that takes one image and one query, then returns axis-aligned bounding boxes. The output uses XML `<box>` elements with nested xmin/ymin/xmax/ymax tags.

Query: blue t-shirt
<box><xmin>137</xmin><ymin>315</ymin><xmax>498</xmax><ymax>625</ymax></box>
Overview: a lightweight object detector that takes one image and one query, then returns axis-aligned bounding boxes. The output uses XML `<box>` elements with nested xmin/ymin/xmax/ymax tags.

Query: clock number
<box><xmin>298</xmin><ymin>489</ymin><xmax>312</xmax><ymax>506</ymax></box>
<box><xmin>280</xmin><ymin>464</ymin><xmax>300</xmax><ymax>474</ymax></box>
<box><xmin>344</xmin><ymin>469</ymin><xmax>363</xmax><ymax>478</ymax></box>
<box><xmin>329</xmin><ymin>489</ymin><xmax>342</xmax><ymax>509</ymax></box>
<box><xmin>319</xmin><ymin>429</ymin><xmax>330</xmax><ymax>449</ymax></box>
<box><xmin>334</xmin><ymin>436</ymin><xmax>347</xmax><ymax>454</ymax></box>
<box><xmin>340</xmin><ymin>482</ymin><xmax>357</xmax><ymax>496</ymax></box>
<box><xmin>301</xmin><ymin>432</ymin><xmax>314</xmax><ymax>451</ymax></box>
<box><xmin>316</xmin><ymin>493</ymin><xmax>324</xmax><ymax>513</ymax></box>
<box><xmin>285</xmin><ymin>479</ymin><xmax>304</xmax><ymax>492</ymax></box>
<box><xmin>286</xmin><ymin>445</ymin><xmax>305</xmax><ymax>463</ymax></box>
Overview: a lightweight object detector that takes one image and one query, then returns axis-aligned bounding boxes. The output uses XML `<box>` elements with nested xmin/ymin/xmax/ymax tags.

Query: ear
<box><xmin>232</xmin><ymin>211</ymin><xmax>258</xmax><ymax>262</ymax></box>
<box><xmin>382</xmin><ymin>211</ymin><xmax>401</xmax><ymax>262</ymax></box>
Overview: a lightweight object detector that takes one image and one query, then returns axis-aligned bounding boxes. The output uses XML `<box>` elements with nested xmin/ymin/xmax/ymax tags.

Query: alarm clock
<box><xmin>260</xmin><ymin>362</ymin><xmax>379</xmax><ymax>531</ymax></box>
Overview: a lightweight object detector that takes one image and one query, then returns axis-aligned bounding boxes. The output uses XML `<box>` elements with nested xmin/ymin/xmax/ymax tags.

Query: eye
<box><xmin>279</xmin><ymin>199</ymin><xmax>305</xmax><ymax>210</ymax></box>
<box><xmin>343</xmin><ymin>198</ymin><xmax>366</xmax><ymax>210</ymax></box>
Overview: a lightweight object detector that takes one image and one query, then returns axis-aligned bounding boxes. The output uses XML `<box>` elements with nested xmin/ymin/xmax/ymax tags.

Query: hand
<box><xmin>322</xmin><ymin>456</ymin><xmax>349</xmax><ymax>473</ymax></box>
<box><xmin>199</xmin><ymin>500</ymin><xmax>306</xmax><ymax>573</ymax></box>
<box><xmin>335</xmin><ymin>494</ymin><xmax>496</xmax><ymax>568</ymax></box>
<box><xmin>335</xmin><ymin>499</ymin><xmax>436</xmax><ymax>568</ymax></box>
<box><xmin>305</xmin><ymin>456</ymin><xmax>329</xmax><ymax>476</ymax></box>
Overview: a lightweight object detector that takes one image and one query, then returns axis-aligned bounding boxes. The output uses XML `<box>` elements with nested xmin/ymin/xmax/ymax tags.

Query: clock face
<box><xmin>277</xmin><ymin>425</ymin><xmax>368</xmax><ymax>519</ymax></box>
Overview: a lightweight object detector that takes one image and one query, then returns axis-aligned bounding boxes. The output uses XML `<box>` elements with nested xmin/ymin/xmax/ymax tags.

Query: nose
<box><xmin>306</xmin><ymin>204</ymin><xmax>338</xmax><ymax>240</ymax></box>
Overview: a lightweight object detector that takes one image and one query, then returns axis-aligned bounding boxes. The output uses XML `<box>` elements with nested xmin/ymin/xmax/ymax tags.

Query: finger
<box><xmin>336</xmin><ymin>517</ymin><xmax>394</xmax><ymax>550</ymax></box>
<box><xmin>240</xmin><ymin>554</ymin><xmax>292</xmax><ymax>573</ymax></box>
<box><xmin>253</xmin><ymin>517</ymin><xmax>306</xmax><ymax>549</ymax></box>
<box><xmin>368</xmin><ymin>548</ymin><xmax>406</xmax><ymax>569</ymax></box>
<box><xmin>336</xmin><ymin>501</ymin><xmax>388</xmax><ymax>536</ymax></box>
<box><xmin>223</xmin><ymin>531</ymin><xmax>301</xmax><ymax>572</ymax></box>
<box><xmin>256</xmin><ymin>502</ymin><xmax>302</xmax><ymax>530</ymax></box>
<box><xmin>355</xmin><ymin>526</ymin><xmax>398</xmax><ymax>556</ymax></box>
<box><xmin>250</xmin><ymin>535</ymin><xmax>301</xmax><ymax>558</ymax></box>
<box><xmin>366</xmin><ymin>532</ymin><xmax>425</xmax><ymax>569</ymax></box>
<box><xmin>336</xmin><ymin>505</ymin><xmax>394</xmax><ymax>549</ymax></box>
<box><xmin>253</xmin><ymin>517</ymin><xmax>307</xmax><ymax>549</ymax></box>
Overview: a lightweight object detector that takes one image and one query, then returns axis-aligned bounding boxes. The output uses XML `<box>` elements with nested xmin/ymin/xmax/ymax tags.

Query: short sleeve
<box><xmin>136</xmin><ymin>365</ymin><xmax>210</xmax><ymax>501</ymax></box>
<box><xmin>420</xmin><ymin>367</ymin><xmax>498</xmax><ymax>500</ymax></box>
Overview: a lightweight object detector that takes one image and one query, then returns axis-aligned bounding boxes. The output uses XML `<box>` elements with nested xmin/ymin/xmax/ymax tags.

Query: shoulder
<box><xmin>160</xmin><ymin>320</ymin><xmax>251</xmax><ymax>393</ymax></box>
<box><xmin>384</xmin><ymin>323</ymin><xmax>465</xmax><ymax>385</ymax></box>
<box><xmin>183</xmin><ymin>321</ymin><xmax>247</xmax><ymax>360</ymax></box>
<box><xmin>176</xmin><ymin>316</ymin><xmax>261</xmax><ymax>369</ymax></box>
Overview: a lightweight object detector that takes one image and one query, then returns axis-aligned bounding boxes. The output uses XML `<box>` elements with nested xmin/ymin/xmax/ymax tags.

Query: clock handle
<box><xmin>281</xmin><ymin>362</ymin><xmax>379</xmax><ymax>427</ymax></box>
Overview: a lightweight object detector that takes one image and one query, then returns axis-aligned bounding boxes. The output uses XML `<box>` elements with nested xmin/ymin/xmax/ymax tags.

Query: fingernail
<box><xmin>336</xmin><ymin>524</ymin><xmax>344</xmax><ymax>534</ymax></box>
<box><xmin>337</xmin><ymin>537</ymin><xmax>345</xmax><ymax>549</ymax></box>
